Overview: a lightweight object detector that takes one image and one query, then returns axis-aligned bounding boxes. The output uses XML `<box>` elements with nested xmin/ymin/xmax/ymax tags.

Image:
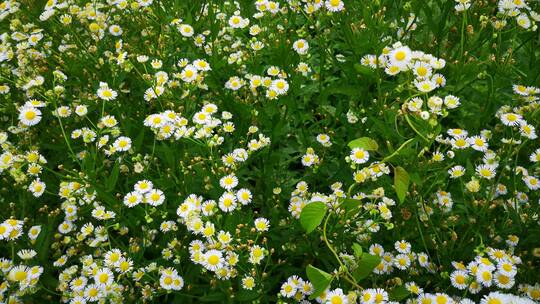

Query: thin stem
<box><xmin>404</xmin><ymin>114</ymin><xmax>429</xmax><ymax>142</ymax></box>
<box><xmin>322</xmin><ymin>214</ymin><xmax>362</xmax><ymax>290</ymax></box>
<box><xmin>381</xmin><ymin>138</ymin><xmax>415</xmax><ymax>163</ymax></box>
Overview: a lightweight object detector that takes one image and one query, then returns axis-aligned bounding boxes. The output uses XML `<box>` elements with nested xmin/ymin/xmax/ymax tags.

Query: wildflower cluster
<box><xmin>1</xmin><ymin>0</ymin><xmax>540</xmax><ymax>303</ymax></box>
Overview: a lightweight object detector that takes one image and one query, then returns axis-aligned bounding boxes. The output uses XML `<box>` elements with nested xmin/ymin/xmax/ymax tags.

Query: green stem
<box><xmin>381</xmin><ymin>138</ymin><xmax>415</xmax><ymax>163</ymax></box>
<box><xmin>459</xmin><ymin>12</ymin><xmax>467</xmax><ymax>62</ymax></box>
<box><xmin>322</xmin><ymin>214</ymin><xmax>362</xmax><ymax>290</ymax></box>
<box><xmin>404</xmin><ymin>114</ymin><xmax>429</xmax><ymax>142</ymax></box>
<box><xmin>51</xmin><ymin>98</ymin><xmax>82</xmax><ymax>167</ymax></box>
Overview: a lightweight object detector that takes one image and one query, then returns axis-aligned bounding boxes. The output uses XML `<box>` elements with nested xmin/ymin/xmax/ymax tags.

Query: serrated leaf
<box><xmin>306</xmin><ymin>265</ymin><xmax>332</xmax><ymax>300</ymax></box>
<box><xmin>394</xmin><ymin>166</ymin><xmax>410</xmax><ymax>204</ymax></box>
<box><xmin>352</xmin><ymin>243</ymin><xmax>363</xmax><ymax>258</ymax></box>
<box><xmin>353</xmin><ymin>253</ymin><xmax>382</xmax><ymax>281</ymax></box>
<box><xmin>389</xmin><ymin>285</ymin><xmax>410</xmax><ymax>301</ymax></box>
<box><xmin>348</xmin><ymin>137</ymin><xmax>379</xmax><ymax>151</ymax></box>
<box><xmin>300</xmin><ymin>202</ymin><xmax>327</xmax><ymax>234</ymax></box>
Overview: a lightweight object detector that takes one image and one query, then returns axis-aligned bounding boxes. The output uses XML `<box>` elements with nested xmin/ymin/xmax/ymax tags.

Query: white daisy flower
<box><xmin>18</xmin><ymin>106</ymin><xmax>42</xmax><ymax>126</ymax></box>
<box><xmin>218</xmin><ymin>192</ymin><xmax>237</xmax><ymax>212</ymax></box>
<box><xmin>96</xmin><ymin>83</ymin><xmax>118</xmax><ymax>101</ymax></box>
<box><xmin>293</xmin><ymin>39</ymin><xmax>309</xmax><ymax>55</ymax></box>
<box><xmin>113</xmin><ymin>136</ymin><xmax>132</xmax><ymax>152</ymax></box>
<box><xmin>350</xmin><ymin>148</ymin><xmax>369</xmax><ymax>164</ymax></box>
<box><xmin>145</xmin><ymin>189</ymin><xmax>165</xmax><ymax>206</ymax></box>
<box><xmin>219</xmin><ymin>174</ymin><xmax>238</xmax><ymax>190</ymax></box>
<box><xmin>203</xmin><ymin>250</ymin><xmax>223</xmax><ymax>271</ymax></box>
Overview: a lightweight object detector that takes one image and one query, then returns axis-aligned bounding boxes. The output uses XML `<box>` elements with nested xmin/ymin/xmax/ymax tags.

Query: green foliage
<box><xmin>394</xmin><ymin>166</ymin><xmax>410</xmax><ymax>204</ymax></box>
<box><xmin>1</xmin><ymin>0</ymin><xmax>540</xmax><ymax>302</ymax></box>
<box><xmin>306</xmin><ymin>264</ymin><xmax>333</xmax><ymax>300</ymax></box>
<box><xmin>352</xmin><ymin>253</ymin><xmax>382</xmax><ymax>281</ymax></box>
<box><xmin>300</xmin><ymin>202</ymin><xmax>327</xmax><ymax>234</ymax></box>
<box><xmin>348</xmin><ymin>137</ymin><xmax>379</xmax><ymax>151</ymax></box>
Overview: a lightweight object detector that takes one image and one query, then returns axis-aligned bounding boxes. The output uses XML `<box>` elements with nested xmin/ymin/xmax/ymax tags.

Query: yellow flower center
<box><xmin>25</xmin><ymin>111</ymin><xmax>36</xmax><ymax>120</ymax></box>
<box><xmin>99</xmin><ymin>273</ymin><xmax>109</xmax><ymax>284</ymax></box>
<box><xmin>208</xmin><ymin>255</ymin><xmax>219</xmax><ymax>266</ymax></box>
<box><xmin>395</xmin><ymin>51</ymin><xmax>406</xmax><ymax>61</ymax></box>
<box><xmin>14</xmin><ymin>271</ymin><xmax>27</xmax><ymax>282</ymax></box>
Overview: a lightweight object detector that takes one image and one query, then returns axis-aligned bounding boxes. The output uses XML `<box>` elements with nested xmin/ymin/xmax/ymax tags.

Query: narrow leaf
<box><xmin>106</xmin><ymin>161</ymin><xmax>120</xmax><ymax>191</ymax></box>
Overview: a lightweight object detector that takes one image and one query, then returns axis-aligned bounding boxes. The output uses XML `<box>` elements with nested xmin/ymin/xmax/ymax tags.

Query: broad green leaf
<box><xmin>353</xmin><ymin>253</ymin><xmax>382</xmax><ymax>281</ymax></box>
<box><xmin>339</xmin><ymin>197</ymin><xmax>363</xmax><ymax>213</ymax></box>
<box><xmin>306</xmin><ymin>264</ymin><xmax>332</xmax><ymax>300</ymax></box>
<box><xmin>394</xmin><ymin>166</ymin><xmax>410</xmax><ymax>204</ymax></box>
<box><xmin>300</xmin><ymin>202</ymin><xmax>327</xmax><ymax>234</ymax></box>
<box><xmin>389</xmin><ymin>285</ymin><xmax>410</xmax><ymax>301</ymax></box>
<box><xmin>352</xmin><ymin>243</ymin><xmax>363</xmax><ymax>258</ymax></box>
<box><xmin>348</xmin><ymin>137</ymin><xmax>379</xmax><ymax>151</ymax></box>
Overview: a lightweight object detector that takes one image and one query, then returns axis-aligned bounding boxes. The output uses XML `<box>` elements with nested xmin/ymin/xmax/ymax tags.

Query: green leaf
<box><xmin>300</xmin><ymin>202</ymin><xmax>327</xmax><ymax>234</ymax></box>
<box><xmin>106</xmin><ymin>161</ymin><xmax>120</xmax><ymax>191</ymax></box>
<box><xmin>409</xmin><ymin>171</ymin><xmax>423</xmax><ymax>186</ymax></box>
<box><xmin>134</xmin><ymin>128</ymin><xmax>145</xmax><ymax>150</ymax></box>
<box><xmin>199</xmin><ymin>292</ymin><xmax>227</xmax><ymax>302</ymax></box>
<box><xmin>389</xmin><ymin>285</ymin><xmax>410</xmax><ymax>301</ymax></box>
<box><xmin>321</xmin><ymin>105</ymin><xmax>337</xmax><ymax>117</ymax></box>
<box><xmin>306</xmin><ymin>264</ymin><xmax>332</xmax><ymax>300</ymax></box>
<box><xmin>236</xmin><ymin>290</ymin><xmax>260</xmax><ymax>302</ymax></box>
<box><xmin>394</xmin><ymin>166</ymin><xmax>410</xmax><ymax>204</ymax></box>
<box><xmin>352</xmin><ymin>243</ymin><xmax>363</xmax><ymax>258</ymax></box>
<box><xmin>353</xmin><ymin>253</ymin><xmax>382</xmax><ymax>281</ymax></box>
<box><xmin>354</xmin><ymin>63</ymin><xmax>375</xmax><ymax>77</ymax></box>
<box><xmin>348</xmin><ymin>137</ymin><xmax>379</xmax><ymax>151</ymax></box>
<box><xmin>339</xmin><ymin>197</ymin><xmax>363</xmax><ymax>213</ymax></box>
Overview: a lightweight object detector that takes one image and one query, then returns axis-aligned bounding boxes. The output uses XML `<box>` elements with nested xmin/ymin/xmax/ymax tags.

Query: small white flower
<box><xmin>19</xmin><ymin>106</ymin><xmax>42</xmax><ymax>126</ymax></box>
<box><xmin>97</xmin><ymin>83</ymin><xmax>118</xmax><ymax>101</ymax></box>
<box><xmin>325</xmin><ymin>0</ymin><xmax>345</xmax><ymax>12</ymax></box>
<box><xmin>350</xmin><ymin>148</ymin><xmax>369</xmax><ymax>164</ymax></box>
<box><xmin>293</xmin><ymin>39</ymin><xmax>309</xmax><ymax>55</ymax></box>
<box><xmin>219</xmin><ymin>174</ymin><xmax>238</xmax><ymax>190</ymax></box>
<box><xmin>254</xmin><ymin>218</ymin><xmax>270</xmax><ymax>232</ymax></box>
<box><xmin>145</xmin><ymin>189</ymin><xmax>165</xmax><ymax>206</ymax></box>
<box><xmin>113</xmin><ymin>136</ymin><xmax>132</xmax><ymax>152</ymax></box>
